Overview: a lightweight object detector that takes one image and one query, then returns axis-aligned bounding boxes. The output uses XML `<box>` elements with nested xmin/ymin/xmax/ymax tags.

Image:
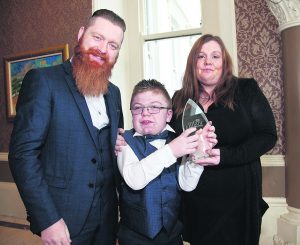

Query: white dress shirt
<box><xmin>85</xmin><ymin>94</ymin><xmax>109</xmax><ymax>130</ymax></box>
<box><xmin>117</xmin><ymin>125</ymin><xmax>204</xmax><ymax>191</ymax></box>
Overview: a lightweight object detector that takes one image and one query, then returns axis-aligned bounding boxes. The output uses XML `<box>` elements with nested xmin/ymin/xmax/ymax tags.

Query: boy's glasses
<box><xmin>130</xmin><ymin>106</ymin><xmax>170</xmax><ymax>115</ymax></box>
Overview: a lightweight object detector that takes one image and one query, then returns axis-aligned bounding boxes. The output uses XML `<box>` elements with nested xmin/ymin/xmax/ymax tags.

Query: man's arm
<box><xmin>9</xmin><ymin>69</ymin><xmax>61</xmax><ymax>233</ymax></box>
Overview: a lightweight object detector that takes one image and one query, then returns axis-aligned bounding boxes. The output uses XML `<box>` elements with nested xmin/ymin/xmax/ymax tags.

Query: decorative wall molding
<box><xmin>280</xmin><ymin>206</ymin><xmax>300</xmax><ymax>225</ymax></box>
<box><xmin>274</xmin><ymin>235</ymin><xmax>295</xmax><ymax>245</ymax></box>
<box><xmin>261</xmin><ymin>154</ymin><xmax>285</xmax><ymax>167</ymax></box>
<box><xmin>0</xmin><ymin>152</ymin><xmax>8</xmax><ymax>162</ymax></box>
<box><xmin>274</xmin><ymin>206</ymin><xmax>300</xmax><ymax>245</ymax></box>
<box><xmin>264</xmin><ymin>197</ymin><xmax>287</xmax><ymax>207</ymax></box>
<box><xmin>266</xmin><ymin>0</ymin><xmax>300</xmax><ymax>32</ymax></box>
<box><xmin>0</xmin><ymin>182</ymin><xmax>26</xmax><ymax>221</ymax></box>
<box><xmin>0</xmin><ymin>152</ymin><xmax>284</xmax><ymax>166</ymax></box>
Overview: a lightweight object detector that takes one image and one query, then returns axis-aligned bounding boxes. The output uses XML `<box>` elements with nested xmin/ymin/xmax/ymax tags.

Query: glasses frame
<box><xmin>130</xmin><ymin>105</ymin><xmax>171</xmax><ymax>115</ymax></box>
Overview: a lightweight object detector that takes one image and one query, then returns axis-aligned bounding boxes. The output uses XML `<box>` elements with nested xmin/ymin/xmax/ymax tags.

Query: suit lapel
<box><xmin>62</xmin><ymin>61</ymin><xmax>99</xmax><ymax>149</ymax></box>
<box><xmin>104</xmin><ymin>85</ymin><xmax>118</xmax><ymax>146</ymax></box>
<box><xmin>104</xmin><ymin>86</ymin><xmax>120</xmax><ymax>182</ymax></box>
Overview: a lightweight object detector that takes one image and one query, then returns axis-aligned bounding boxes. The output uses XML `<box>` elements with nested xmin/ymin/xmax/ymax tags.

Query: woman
<box><xmin>170</xmin><ymin>34</ymin><xmax>277</xmax><ymax>245</ymax></box>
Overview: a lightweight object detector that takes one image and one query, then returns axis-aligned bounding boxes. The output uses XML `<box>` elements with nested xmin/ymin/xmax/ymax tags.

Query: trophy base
<box><xmin>189</xmin><ymin>151</ymin><xmax>209</xmax><ymax>162</ymax></box>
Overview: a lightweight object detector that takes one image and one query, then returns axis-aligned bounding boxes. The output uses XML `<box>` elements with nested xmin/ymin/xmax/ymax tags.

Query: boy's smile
<box><xmin>141</xmin><ymin>119</ymin><xmax>154</xmax><ymax>126</ymax></box>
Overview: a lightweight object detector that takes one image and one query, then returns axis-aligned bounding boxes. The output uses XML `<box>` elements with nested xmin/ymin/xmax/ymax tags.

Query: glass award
<box><xmin>182</xmin><ymin>99</ymin><xmax>209</xmax><ymax>161</ymax></box>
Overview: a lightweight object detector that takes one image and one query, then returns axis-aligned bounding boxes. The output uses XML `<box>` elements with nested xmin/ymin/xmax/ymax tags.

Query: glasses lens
<box><xmin>131</xmin><ymin>107</ymin><xmax>141</xmax><ymax>115</ymax></box>
<box><xmin>148</xmin><ymin>107</ymin><xmax>160</xmax><ymax>114</ymax></box>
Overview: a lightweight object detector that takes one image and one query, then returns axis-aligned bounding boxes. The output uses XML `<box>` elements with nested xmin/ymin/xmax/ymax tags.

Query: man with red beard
<box><xmin>9</xmin><ymin>9</ymin><xmax>126</xmax><ymax>245</ymax></box>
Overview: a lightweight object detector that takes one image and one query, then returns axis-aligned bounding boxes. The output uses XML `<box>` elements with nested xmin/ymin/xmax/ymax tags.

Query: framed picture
<box><xmin>4</xmin><ymin>44</ymin><xmax>69</xmax><ymax>120</ymax></box>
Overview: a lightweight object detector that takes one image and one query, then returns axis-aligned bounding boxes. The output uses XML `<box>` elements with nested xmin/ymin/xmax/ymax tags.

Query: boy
<box><xmin>117</xmin><ymin>79</ymin><xmax>215</xmax><ymax>245</ymax></box>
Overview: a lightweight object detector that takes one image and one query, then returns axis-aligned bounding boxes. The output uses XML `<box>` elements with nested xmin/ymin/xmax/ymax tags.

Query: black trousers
<box><xmin>71</xmin><ymin>194</ymin><xmax>117</xmax><ymax>245</ymax></box>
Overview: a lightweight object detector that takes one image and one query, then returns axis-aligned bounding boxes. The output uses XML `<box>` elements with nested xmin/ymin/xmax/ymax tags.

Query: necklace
<box><xmin>199</xmin><ymin>93</ymin><xmax>211</xmax><ymax>104</ymax></box>
<box><xmin>200</xmin><ymin>94</ymin><xmax>210</xmax><ymax>100</ymax></box>
<box><xmin>90</xmin><ymin>101</ymin><xmax>102</xmax><ymax>115</ymax></box>
<box><xmin>85</xmin><ymin>95</ymin><xmax>104</xmax><ymax>116</ymax></box>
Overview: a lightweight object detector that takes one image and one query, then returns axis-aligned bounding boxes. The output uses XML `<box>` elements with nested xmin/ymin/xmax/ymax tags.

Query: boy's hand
<box><xmin>115</xmin><ymin>128</ymin><xmax>127</xmax><ymax>156</ymax></box>
<box><xmin>168</xmin><ymin>127</ymin><xmax>200</xmax><ymax>158</ymax></box>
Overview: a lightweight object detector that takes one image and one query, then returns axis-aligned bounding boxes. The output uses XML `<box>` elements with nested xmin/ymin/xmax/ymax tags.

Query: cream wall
<box><xmin>92</xmin><ymin>0</ymin><xmax>238</xmax><ymax>129</ymax></box>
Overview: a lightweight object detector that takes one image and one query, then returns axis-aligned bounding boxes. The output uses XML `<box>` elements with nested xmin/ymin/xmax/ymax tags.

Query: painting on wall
<box><xmin>3</xmin><ymin>44</ymin><xmax>69</xmax><ymax>120</ymax></box>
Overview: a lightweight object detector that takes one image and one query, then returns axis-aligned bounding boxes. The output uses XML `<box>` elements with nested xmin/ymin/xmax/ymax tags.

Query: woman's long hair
<box><xmin>173</xmin><ymin>34</ymin><xmax>238</xmax><ymax>116</ymax></box>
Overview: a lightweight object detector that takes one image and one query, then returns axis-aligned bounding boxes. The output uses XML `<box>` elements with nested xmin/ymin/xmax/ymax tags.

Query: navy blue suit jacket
<box><xmin>9</xmin><ymin>60</ymin><xmax>123</xmax><ymax>236</ymax></box>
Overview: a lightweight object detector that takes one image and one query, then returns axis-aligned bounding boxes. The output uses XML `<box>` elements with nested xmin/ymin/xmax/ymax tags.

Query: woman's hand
<box><xmin>115</xmin><ymin>128</ymin><xmax>127</xmax><ymax>156</ymax></box>
<box><xmin>191</xmin><ymin>122</ymin><xmax>220</xmax><ymax>165</ymax></box>
<box><xmin>194</xmin><ymin>148</ymin><xmax>220</xmax><ymax>166</ymax></box>
<box><xmin>198</xmin><ymin>121</ymin><xmax>218</xmax><ymax>149</ymax></box>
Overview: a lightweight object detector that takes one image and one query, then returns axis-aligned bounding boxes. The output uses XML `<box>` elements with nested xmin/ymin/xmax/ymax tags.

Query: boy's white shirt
<box><xmin>117</xmin><ymin>124</ymin><xmax>204</xmax><ymax>191</ymax></box>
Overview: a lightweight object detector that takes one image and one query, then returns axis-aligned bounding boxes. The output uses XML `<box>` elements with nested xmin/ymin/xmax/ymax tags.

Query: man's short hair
<box><xmin>87</xmin><ymin>9</ymin><xmax>126</xmax><ymax>32</ymax></box>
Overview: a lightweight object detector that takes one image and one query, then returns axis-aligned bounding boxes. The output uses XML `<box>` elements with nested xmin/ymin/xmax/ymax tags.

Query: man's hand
<box><xmin>41</xmin><ymin>218</ymin><xmax>71</xmax><ymax>245</ymax></box>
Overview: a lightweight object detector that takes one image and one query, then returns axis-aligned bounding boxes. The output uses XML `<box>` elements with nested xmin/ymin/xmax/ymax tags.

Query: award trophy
<box><xmin>182</xmin><ymin>99</ymin><xmax>209</xmax><ymax>161</ymax></box>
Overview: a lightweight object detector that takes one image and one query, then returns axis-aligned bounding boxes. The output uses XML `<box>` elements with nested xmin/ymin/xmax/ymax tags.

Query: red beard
<box><xmin>72</xmin><ymin>44</ymin><xmax>116</xmax><ymax>96</ymax></box>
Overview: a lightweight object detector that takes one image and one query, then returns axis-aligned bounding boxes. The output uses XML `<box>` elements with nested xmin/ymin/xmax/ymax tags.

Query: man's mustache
<box><xmin>85</xmin><ymin>48</ymin><xmax>108</xmax><ymax>63</ymax></box>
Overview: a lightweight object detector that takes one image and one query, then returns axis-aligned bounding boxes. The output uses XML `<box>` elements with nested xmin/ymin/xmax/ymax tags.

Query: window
<box><xmin>141</xmin><ymin>0</ymin><xmax>202</xmax><ymax>96</ymax></box>
<box><xmin>92</xmin><ymin>0</ymin><xmax>237</xmax><ymax>127</ymax></box>
<box><xmin>142</xmin><ymin>1</ymin><xmax>201</xmax><ymax>34</ymax></box>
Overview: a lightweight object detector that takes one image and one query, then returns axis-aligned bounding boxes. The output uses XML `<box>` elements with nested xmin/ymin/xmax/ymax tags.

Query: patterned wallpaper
<box><xmin>235</xmin><ymin>0</ymin><xmax>285</xmax><ymax>154</ymax></box>
<box><xmin>0</xmin><ymin>0</ymin><xmax>92</xmax><ymax>152</ymax></box>
<box><xmin>0</xmin><ymin>0</ymin><xmax>285</xmax><ymax>154</ymax></box>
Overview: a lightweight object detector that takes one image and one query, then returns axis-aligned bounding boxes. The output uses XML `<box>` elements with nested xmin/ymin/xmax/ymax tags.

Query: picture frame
<box><xmin>4</xmin><ymin>44</ymin><xmax>69</xmax><ymax>120</ymax></box>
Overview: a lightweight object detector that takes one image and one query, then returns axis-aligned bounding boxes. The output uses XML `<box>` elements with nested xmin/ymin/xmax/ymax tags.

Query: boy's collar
<box><xmin>133</xmin><ymin>124</ymin><xmax>175</xmax><ymax>137</ymax></box>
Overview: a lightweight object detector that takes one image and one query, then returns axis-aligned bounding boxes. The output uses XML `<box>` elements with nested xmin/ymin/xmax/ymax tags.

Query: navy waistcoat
<box><xmin>119</xmin><ymin>129</ymin><xmax>181</xmax><ymax>238</ymax></box>
<box><xmin>93</xmin><ymin>125</ymin><xmax>116</xmax><ymax>206</ymax></box>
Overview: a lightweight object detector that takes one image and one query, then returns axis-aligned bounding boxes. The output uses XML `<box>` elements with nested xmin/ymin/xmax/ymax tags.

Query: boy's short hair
<box><xmin>130</xmin><ymin>79</ymin><xmax>172</xmax><ymax>108</ymax></box>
